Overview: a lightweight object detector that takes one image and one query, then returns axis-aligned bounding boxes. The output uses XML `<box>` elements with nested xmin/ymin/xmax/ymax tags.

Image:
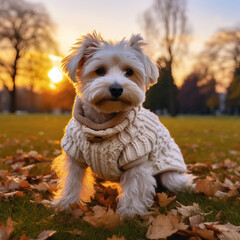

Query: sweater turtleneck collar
<box><xmin>73</xmin><ymin>97</ymin><xmax>140</xmax><ymax>141</ymax></box>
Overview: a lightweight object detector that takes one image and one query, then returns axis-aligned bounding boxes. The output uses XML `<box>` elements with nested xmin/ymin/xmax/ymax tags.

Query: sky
<box><xmin>28</xmin><ymin>0</ymin><xmax>240</xmax><ymax>86</ymax></box>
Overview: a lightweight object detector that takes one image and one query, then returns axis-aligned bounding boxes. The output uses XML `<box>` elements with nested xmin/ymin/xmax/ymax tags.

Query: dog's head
<box><xmin>62</xmin><ymin>32</ymin><xmax>159</xmax><ymax>113</ymax></box>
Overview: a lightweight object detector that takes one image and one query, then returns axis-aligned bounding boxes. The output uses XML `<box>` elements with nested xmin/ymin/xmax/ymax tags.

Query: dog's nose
<box><xmin>109</xmin><ymin>84</ymin><xmax>123</xmax><ymax>98</ymax></box>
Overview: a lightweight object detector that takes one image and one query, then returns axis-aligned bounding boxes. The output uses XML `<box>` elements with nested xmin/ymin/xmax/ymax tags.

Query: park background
<box><xmin>0</xmin><ymin>1</ymin><xmax>240</xmax><ymax>240</ymax></box>
<box><xmin>0</xmin><ymin>0</ymin><xmax>240</xmax><ymax>115</ymax></box>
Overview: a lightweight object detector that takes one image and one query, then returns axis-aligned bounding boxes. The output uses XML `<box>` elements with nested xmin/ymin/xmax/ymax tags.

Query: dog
<box><xmin>52</xmin><ymin>32</ymin><xmax>190</xmax><ymax>217</ymax></box>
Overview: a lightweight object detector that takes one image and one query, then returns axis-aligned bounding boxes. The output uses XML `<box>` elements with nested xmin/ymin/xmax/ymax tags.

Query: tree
<box><xmin>142</xmin><ymin>0</ymin><xmax>189</xmax><ymax>115</ymax></box>
<box><xmin>200</xmin><ymin>27</ymin><xmax>240</xmax><ymax>95</ymax></box>
<box><xmin>144</xmin><ymin>59</ymin><xmax>178</xmax><ymax>113</ymax></box>
<box><xmin>0</xmin><ymin>0</ymin><xmax>57</xmax><ymax>113</ymax></box>
<box><xmin>178</xmin><ymin>70</ymin><xmax>218</xmax><ymax>114</ymax></box>
<box><xmin>227</xmin><ymin>64</ymin><xmax>240</xmax><ymax>114</ymax></box>
<box><xmin>178</xmin><ymin>73</ymin><xmax>203</xmax><ymax>113</ymax></box>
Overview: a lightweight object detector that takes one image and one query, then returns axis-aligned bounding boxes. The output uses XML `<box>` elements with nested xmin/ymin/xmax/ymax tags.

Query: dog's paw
<box><xmin>117</xmin><ymin>203</ymin><xmax>148</xmax><ymax>217</ymax></box>
<box><xmin>160</xmin><ymin>172</ymin><xmax>191</xmax><ymax>192</ymax></box>
<box><xmin>117</xmin><ymin>195</ymin><xmax>153</xmax><ymax>217</ymax></box>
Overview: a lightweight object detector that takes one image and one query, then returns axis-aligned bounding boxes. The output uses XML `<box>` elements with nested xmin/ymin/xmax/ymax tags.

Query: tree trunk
<box><xmin>9</xmin><ymin>87</ymin><xmax>16</xmax><ymax>113</ymax></box>
<box><xmin>9</xmin><ymin>49</ymin><xmax>20</xmax><ymax>113</ymax></box>
<box><xmin>167</xmin><ymin>61</ymin><xmax>177</xmax><ymax>116</ymax></box>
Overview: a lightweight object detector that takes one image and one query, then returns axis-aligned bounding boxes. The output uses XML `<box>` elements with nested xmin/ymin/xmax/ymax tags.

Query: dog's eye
<box><xmin>95</xmin><ymin>67</ymin><xmax>106</xmax><ymax>76</ymax></box>
<box><xmin>125</xmin><ymin>69</ymin><xmax>134</xmax><ymax>77</ymax></box>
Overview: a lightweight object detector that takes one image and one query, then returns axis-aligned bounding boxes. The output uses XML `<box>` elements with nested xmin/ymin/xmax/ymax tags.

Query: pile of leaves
<box><xmin>0</xmin><ymin>149</ymin><xmax>240</xmax><ymax>240</ymax></box>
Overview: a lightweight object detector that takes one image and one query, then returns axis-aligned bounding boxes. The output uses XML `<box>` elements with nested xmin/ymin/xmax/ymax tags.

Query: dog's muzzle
<box><xmin>109</xmin><ymin>84</ymin><xmax>123</xmax><ymax>98</ymax></box>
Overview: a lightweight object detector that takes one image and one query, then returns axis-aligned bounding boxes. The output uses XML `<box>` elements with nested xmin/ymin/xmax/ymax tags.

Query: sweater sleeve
<box><xmin>61</xmin><ymin>118</ymin><xmax>87</xmax><ymax>167</ymax></box>
<box><xmin>152</xmin><ymin>121</ymin><xmax>187</xmax><ymax>175</ymax></box>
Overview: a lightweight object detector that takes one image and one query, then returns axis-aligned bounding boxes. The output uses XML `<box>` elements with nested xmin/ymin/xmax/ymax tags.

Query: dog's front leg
<box><xmin>117</xmin><ymin>159</ymin><xmax>156</xmax><ymax>217</ymax></box>
<box><xmin>52</xmin><ymin>154</ymin><xmax>95</xmax><ymax>208</ymax></box>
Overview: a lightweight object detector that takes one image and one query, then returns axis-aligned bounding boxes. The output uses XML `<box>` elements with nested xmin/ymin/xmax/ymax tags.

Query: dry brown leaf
<box><xmin>35</xmin><ymin>230</ymin><xmax>56</xmax><ymax>240</ymax></box>
<box><xmin>146</xmin><ymin>213</ymin><xmax>188</xmax><ymax>239</ymax></box>
<box><xmin>20</xmin><ymin>234</ymin><xmax>29</xmax><ymax>240</ymax></box>
<box><xmin>106</xmin><ymin>235</ymin><xmax>125</xmax><ymax>240</ymax></box>
<box><xmin>83</xmin><ymin>205</ymin><xmax>121</xmax><ymax>228</ymax></box>
<box><xmin>157</xmin><ymin>192</ymin><xmax>176</xmax><ymax>207</ymax></box>
<box><xmin>4</xmin><ymin>191</ymin><xmax>19</xmax><ymax>199</ymax></box>
<box><xmin>11</xmin><ymin>162</ymin><xmax>25</xmax><ymax>170</ymax></box>
<box><xmin>189</xmin><ymin>215</ymin><xmax>203</xmax><ymax>228</ymax></box>
<box><xmin>195</xmin><ymin>178</ymin><xmax>217</xmax><ymax>196</ymax></box>
<box><xmin>20</xmin><ymin>180</ymin><xmax>30</xmax><ymax>188</ymax></box>
<box><xmin>8</xmin><ymin>178</ymin><xmax>21</xmax><ymax>190</ymax></box>
<box><xmin>16</xmin><ymin>191</ymin><xmax>25</xmax><ymax>197</ymax></box>
<box><xmin>213</xmin><ymin>222</ymin><xmax>240</xmax><ymax>232</ymax></box>
<box><xmin>32</xmin><ymin>182</ymin><xmax>49</xmax><ymax>192</ymax></box>
<box><xmin>194</xmin><ymin>228</ymin><xmax>217</xmax><ymax>240</ymax></box>
<box><xmin>34</xmin><ymin>193</ymin><xmax>43</xmax><ymax>202</ymax></box>
<box><xmin>0</xmin><ymin>170</ymin><xmax>8</xmax><ymax>179</ymax></box>
<box><xmin>71</xmin><ymin>209</ymin><xmax>83</xmax><ymax>219</ymax></box>
<box><xmin>217</xmin><ymin>229</ymin><xmax>240</xmax><ymax>240</ymax></box>
<box><xmin>223</xmin><ymin>158</ymin><xmax>237</xmax><ymax>168</ymax></box>
<box><xmin>176</xmin><ymin>202</ymin><xmax>211</xmax><ymax>218</ymax></box>
<box><xmin>28</xmin><ymin>150</ymin><xmax>38</xmax><ymax>158</ymax></box>
<box><xmin>47</xmin><ymin>183</ymin><xmax>58</xmax><ymax>193</ymax></box>
<box><xmin>0</xmin><ymin>218</ymin><xmax>15</xmax><ymax>240</ymax></box>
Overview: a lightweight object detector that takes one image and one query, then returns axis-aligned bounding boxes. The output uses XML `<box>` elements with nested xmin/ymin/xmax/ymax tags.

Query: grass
<box><xmin>0</xmin><ymin>114</ymin><xmax>240</xmax><ymax>239</ymax></box>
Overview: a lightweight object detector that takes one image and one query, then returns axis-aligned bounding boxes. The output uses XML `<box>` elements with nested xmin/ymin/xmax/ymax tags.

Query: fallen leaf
<box><xmin>83</xmin><ymin>205</ymin><xmax>121</xmax><ymax>228</ymax></box>
<box><xmin>4</xmin><ymin>191</ymin><xmax>19</xmax><ymax>199</ymax></box>
<box><xmin>193</xmin><ymin>228</ymin><xmax>217</xmax><ymax>240</ymax></box>
<box><xmin>146</xmin><ymin>213</ymin><xmax>188</xmax><ymax>239</ymax></box>
<box><xmin>34</xmin><ymin>193</ymin><xmax>43</xmax><ymax>202</ymax></box>
<box><xmin>20</xmin><ymin>234</ymin><xmax>29</xmax><ymax>240</ymax></box>
<box><xmin>218</xmin><ymin>229</ymin><xmax>240</xmax><ymax>240</ymax></box>
<box><xmin>11</xmin><ymin>162</ymin><xmax>25</xmax><ymax>171</ymax></box>
<box><xmin>0</xmin><ymin>170</ymin><xmax>8</xmax><ymax>179</ymax></box>
<box><xmin>176</xmin><ymin>202</ymin><xmax>211</xmax><ymax>218</ymax></box>
<box><xmin>20</xmin><ymin>180</ymin><xmax>30</xmax><ymax>188</ymax></box>
<box><xmin>32</xmin><ymin>182</ymin><xmax>49</xmax><ymax>192</ymax></box>
<box><xmin>8</xmin><ymin>178</ymin><xmax>21</xmax><ymax>190</ymax></box>
<box><xmin>195</xmin><ymin>178</ymin><xmax>217</xmax><ymax>196</ymax></box>
<box><xmin>223</xmin><ymin>158</ymin><xmax>237</xmax><ymax>168</ymax></box>
<box><xmin>189</xmin><ymin>215</ymin><xmax>203</xmax><ymax>228</ymax></box>
<box><xmin>157</xmin><ymin>192</ymin><xmax>176</xmax><ymax>207</ymax></box>
<box><xmin>71</xmin><ymin>209</ymin><xmax>83</xmax><ymax>219</ymax></box>
<box><xmin>0</xmin><ymin>218</ymin><xmax>15</xmax><ymax>240</ymax></box>
<box><xmin>35</xmin><ymin>230</ymin><xmax>56</xmax><ymax>240</ymax></box>
<box><xmin>28</xmin><ymin>150</ymin><xmax>38</xmax><ymax>157</ymax></box>
<box><xmin>16</xmin><ymin>191</ymin><xmax>25</xmax><ymax>197</ymax></box>
<box><xmin>106</xmin><ymin>235</ymin><xmax>125</xmax><ymax>240</ymax></box>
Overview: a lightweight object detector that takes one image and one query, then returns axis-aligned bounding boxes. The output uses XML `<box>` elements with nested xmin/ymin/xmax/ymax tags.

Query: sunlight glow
<box><xmin>49</xmin><ymin>82</ymin><xmax>57</xmax><ymax>89</ymax></box>
<box><xmin>49</xmin><ymin>55</ymin><xmax>63</xmax><ymax>62</ymax></box>
<box><xmin>48</xmin><ymin>67</ymin><xmax>63</xmax><ymax>84</ymax></box>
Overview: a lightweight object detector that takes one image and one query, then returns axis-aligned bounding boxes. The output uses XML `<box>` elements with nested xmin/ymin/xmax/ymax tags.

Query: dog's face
<box><xmin>62</xmin><ymin>32</ymin><xmax>159</xmax><ymax>113</ymax></box>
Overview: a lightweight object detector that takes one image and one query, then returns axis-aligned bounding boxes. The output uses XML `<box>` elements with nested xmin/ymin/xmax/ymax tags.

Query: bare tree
<box><xmin>204</xmin><ymin>27</ymin><xmax>240</xmax><ymax>72</ymax></box>
<box><xmin>197</xmin><ymin>27</ymin><xmax>240</xmax><ymax>113</ymax></box>
<box><xmin>142</xmin><ymin>0</ymin><xmax>189</xmax><ymax>115</ymax></box>
<box><xmin>0</xmin><ymin>0</ymin><xmax>58</xmax><ymax>113</ymax></box>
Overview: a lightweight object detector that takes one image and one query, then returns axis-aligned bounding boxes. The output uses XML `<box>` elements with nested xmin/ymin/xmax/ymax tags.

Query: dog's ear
<box><xmin>143</xmin><ymin>56</ymin><xmax>159</xmax><ymax>90</ymax></box>
<box><xmin>128</xmin><ymin>34</ymin><xmax>159</xmax><ymax>90</ymax></box>
<box><xmin>62</xmin><ymin>31</ymin><xmax>102</xmax><ymax>82</ymax></box>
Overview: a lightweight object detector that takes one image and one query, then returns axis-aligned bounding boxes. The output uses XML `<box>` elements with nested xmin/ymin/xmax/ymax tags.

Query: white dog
<box><xmin>52</xmin><ymin>32</ymin><xmax>190</xmax><ymax>217</ymax></box>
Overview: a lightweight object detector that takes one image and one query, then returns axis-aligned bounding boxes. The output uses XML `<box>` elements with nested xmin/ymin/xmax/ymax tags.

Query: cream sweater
<box><xmin>62</xmin><ymin>99</ymin><xmax>186</xmax><ymax>181</ymax></box>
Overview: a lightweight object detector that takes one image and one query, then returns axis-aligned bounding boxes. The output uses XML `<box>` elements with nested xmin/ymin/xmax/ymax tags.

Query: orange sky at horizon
<box><xmin>1</xmin><ymin>0</ymin><xmax>240</xmax><ymax>92</ymax></box>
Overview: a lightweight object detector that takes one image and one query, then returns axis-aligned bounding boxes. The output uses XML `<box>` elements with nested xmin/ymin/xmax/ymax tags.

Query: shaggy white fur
<box><xmin>52</xmin><ymin>32</ymin><xmax>190</xmax><ymax>217</ymax></box>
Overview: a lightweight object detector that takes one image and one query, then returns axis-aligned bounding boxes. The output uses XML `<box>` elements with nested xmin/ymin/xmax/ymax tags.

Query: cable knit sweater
<box><xmin>61</xmin><ymin>98</ymin><xmax>186</xmax><ymax>181</ymax></box>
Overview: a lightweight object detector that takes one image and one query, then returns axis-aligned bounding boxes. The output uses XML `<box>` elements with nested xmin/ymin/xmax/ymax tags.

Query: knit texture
<box><xmin>61</xmin><ymin>101</ymin><xmax>186</xmax><ymax>181</ymax></box>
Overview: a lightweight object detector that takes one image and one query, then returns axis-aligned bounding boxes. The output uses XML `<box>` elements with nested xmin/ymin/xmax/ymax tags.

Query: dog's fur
<box><xmin>52</xmin><ymin>32</ymin><xmax>190</xmax><ymax>217</ymax></box>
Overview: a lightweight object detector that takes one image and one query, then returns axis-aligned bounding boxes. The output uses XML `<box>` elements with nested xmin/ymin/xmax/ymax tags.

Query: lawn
<box><xmin>0</xmin><ymin>114</ymin><xmax>240</xmax><ymax>239</ymax></box>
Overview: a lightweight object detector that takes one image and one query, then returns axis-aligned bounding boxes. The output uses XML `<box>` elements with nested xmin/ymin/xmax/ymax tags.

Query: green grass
<box><xmin>0</xmin><ymin>114</ymin><xmax>240</xmax><ymax>239</ymax></box>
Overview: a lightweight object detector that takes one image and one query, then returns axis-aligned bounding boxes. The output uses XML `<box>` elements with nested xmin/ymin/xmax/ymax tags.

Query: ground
<box><xmin>0</xmin><ymin>114</ymin><xmax>239</xmax><ymax>240</ymax></box>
